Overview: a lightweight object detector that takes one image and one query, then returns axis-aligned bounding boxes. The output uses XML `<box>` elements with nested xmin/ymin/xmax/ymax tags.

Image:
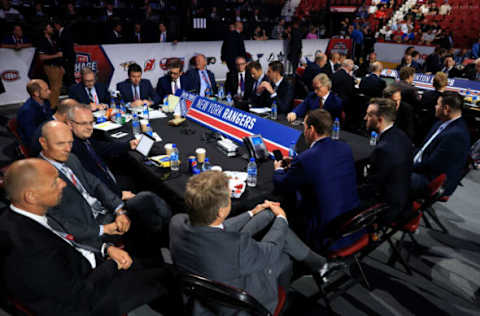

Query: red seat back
<box><xmin>427</xmin><ymin>174</ymin><xmax>446</xmax><ymax>198</ymax></box>
<box><xmin>7</xmin><ymin>118</ymin><xmax>30</xmax><ymax>158</ymax></box>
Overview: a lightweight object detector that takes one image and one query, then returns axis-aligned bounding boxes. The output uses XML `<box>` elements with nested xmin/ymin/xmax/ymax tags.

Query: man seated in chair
<box><xmin>286</xmin><ymin>73</ymin><xmax>343</xmax><ymax>123</ymax></box>
<box><xmin>274</xmin><ymin>109</ymin><xmax>359</xmax><ymax>251</ymax></box>
<box><xmin>170</xmin><ymin>171</ymin><xmax>329</xmax><ymax>314</ymax></box>
<box><xmin>0</xmin><ymin>159</ymin><xmax>174</xmax><ymax>315</ymax></box>
<box><xmin>411</xmin><ymin>91</ymin><xmax>470</xmax><ymax>198</ymax></box>
<box><xmin>39</xmin><ymin>121</ymin><xmax>170</xmax><ymax>255</ymax></box>
<box><xmin>117</xmin><ymin>63</ymin><xmax>161</xmax><ymax>108</ymax></box>
<box><xmin>156</xmin><ymin>59</ymin><xmax>190</xmax><ymax>101</ymax></box>
<box><xmin>362</xmin><ymin>98</ymin><xmax>413</xmax><ymax>224</ymax></box>
<box><xmin>68</xmin><ymin>67</ymin><xmax>110</xmax><ymax>111</ymax></box>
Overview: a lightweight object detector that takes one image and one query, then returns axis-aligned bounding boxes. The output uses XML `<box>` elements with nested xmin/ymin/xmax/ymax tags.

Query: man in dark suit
<box><xmin>396</xmin><ymin>54</ymin><xmax>422</xmax><ymax>73</ymax></box>
<box><xmin>287</xmin><ymin>73</ymin><xmax>343</xmax><ymax>122</ymax></box>
<box><xmin>396</xmin><ymin>66</ymin><xmax>420</xmax><ymax>109</ymax></box>
<box><xmin>117</xmin><ymin>63</ymin><xmax>161</xmax><ymax>108</ymax></box>
<box><xmin>106</xmin><ymin>20</ymin><xmax>124</xmax><ymax>44</ymax></box>
<box><xmin>356</xmin><ymin>51</ymin><xmax>377</xmax><ymax>78</ymax></box>
<box><xmin>383</xmin><ymin>85</ymin><xmax>415</xmax><ymax>141</ymax></box>
<box><xmin>362</xmin><ymin>98</ymin><xmax>413</xmax><ymax>224</ymax></box>
<box><xmin>462</xmin><ymin>58</ymin><xmax>480</xmax><ymax>81</ymax></box>
<box><xmin>17</xmin><ymin>79</ymin><xmax>54</xmax><ymax>148</ymax></box>
<box><xmin>170</xmin><ymin>171</ymin><xmax>328</xmax><ymax>314</ymax></box>
<box><xmin>221</xmin><ymin>21</ymin><xmax>247</xmax><ymax>72</ymax></box>
<box><xmin>224</xmin><ymin>56</ymin><xmax>254</xmax><ymax>102</ymax></box>
<box><xmin>39</xmin><ymin>121</ymin><xmax>169</xmax><ymax>253</ymax></box>
<box><xmin>425</xmin><ymin>47</ymin><xmax>443</xmax><ymax>74</ymax></box>
<box><xmin>332</xmin><ymin>59</ymin><xmax>358</xmax><ymax>129</ymax></box>
<box><xmin>359</xmin><ymin>61</ymin><xmax>386</xmax><ymax>98</ymax></box>
<box><xmin>273</xmin><ymin>109</ymin><xmax>359</xmax><ymax>251</ymax></box>
<box><xmin>131</xmin><ymin>22</ymin><xmax>144</xmax><ymax>43</ymax></box>
<box><xmin>257</xmin><ymin>61</ymin><xmax>294</xmax><ymax>114</ymax></box>
<box><xmin>53</xmin><ymin>17</ymin><xmax>76</xmax><ymax>87</ymax></box>
<box><xmin>156</xmin><ymin>59</ymin><xmax>190</xmax><ymax>100</ymax></box>
<box><xmin>287</xmin><ymin>20</ymin><xmax>303</xmax><ymax>73</ymax></box>
<box><xmin>412</xmin><ymin>92</ymin><xmax>471</xmax><ymax>198</ymax></box>
<box><xmin>325</xmin><ymin>52</ymin><xmax>341</xmax><ymax>78</ymax></box>
<box><xmin>185</xmin><ymin>54</ymin><xmax>218</xmax><ymax>97</ymax></box>
<box><xmin>69</xmin><ymin>67</ymin><xmax>110</xmax><ymax>110</ymax></box>
<box><xmin>246</xmin><ymin>61</ymin><xmax>272</xmax><ymax>108</ymax></box>
<box><xmin>441</xmin><ymin>55</ymin><xmax>462</xmax><ymax>78</ymax></box>
<box><xmin>302</xmin><ymin>53</ymin><xmax>328</xmax><ymax>91</ymax></box>
<box><xmin>1</xmin><ymin>159</ymin><xmax>173</xmax><ymax>315</ymax></box>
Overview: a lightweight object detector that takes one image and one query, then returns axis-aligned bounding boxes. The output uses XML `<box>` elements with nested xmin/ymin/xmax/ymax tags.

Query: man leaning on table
<box><xmin>117</xmin><ymin>63</ymin><xmax>161</xmax><ymax>108</ymax></box>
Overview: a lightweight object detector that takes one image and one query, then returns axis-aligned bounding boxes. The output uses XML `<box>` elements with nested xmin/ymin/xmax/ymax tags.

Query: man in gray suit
<box><xmin>170</xmin><ymin>171</ymin><xmax>328</xmax><ymax>314</ymax></box>
<box><xmin>38</xmin><ymin>121</ymin><xmax>167</xmax><ymax>255</ymax></box>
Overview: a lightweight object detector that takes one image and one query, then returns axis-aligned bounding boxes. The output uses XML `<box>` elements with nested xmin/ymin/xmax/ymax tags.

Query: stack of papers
<box><xmin>250</xmin><ymin>107</ymin><xmax>272</xmax><ymax>114</ymax></box>
<box><xmin>224</xmin><ymin>171</ymin><xmax>247</xmax><ymax>198</ymax></box>
<box><xmin>141</xmin><ymin>110</ymin><xmax>167</xmax><ymax>119</ymax></box>
<box><xmin>93</xmin><ymin>121</ymin><xmax>122</xmax><ymax>131</ymax></box>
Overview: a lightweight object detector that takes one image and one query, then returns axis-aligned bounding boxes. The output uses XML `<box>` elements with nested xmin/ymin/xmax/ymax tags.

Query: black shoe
<box><xmin>319</xmin><ymin>260</ymin><xmax>347</xmax><ymax>283</ymax></box>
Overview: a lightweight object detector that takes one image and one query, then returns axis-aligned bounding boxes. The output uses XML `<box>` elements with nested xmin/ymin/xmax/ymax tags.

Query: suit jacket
<box><xmin>185</xmin><ymin>68</ymin><xmax>218</xmax><ymax>95</ymax></box>
<box><xmin>156</xmin><ymin>74</ymin><xmax>191</xmax><ymax>100</ymax></box>
<box><xmin>106</xmin><ymin>30</ymin><xmax>123</xmax><ymax>44</ymax></box>
<box><xmin>365</xmin><ymin>127</ymin><xmax>413</xmax><ymax>224</ymax></box>
<box><xmin>293</xmin><ymin>91</ymin><xmax>343</xmax><ymax>120</ymax></box>
<box><xmin>69</xmin><ymin>82</ymin><xmax>111</xmax><ymax>105</ymax></box>
<box><xmin>331</xmin><ymin>69</ymin><xmax>356</xmax><ymax>109</ymax></box>
<box><xmin>302</xmin><ymin>63</ymin><xmax>324</xmax><ymax>91</ymax></box>
<box><xmin>0</xmin><ymin>210</ymin><xmax>111</xmax><ymax>315</ymax></box>
<box><xmin>70</xmin><ymin>136</ymin><xmax>129</xmax><ymax>197</ymax></box>
<box><xmin>273</xmin><ymin>137</ymin><xmax>359</xmax><ymax>251</ymax></box>
<box><xmin>58</xmin><ymin>26</ymin><xmax>76</xmax><ymax>63</ymax></box>
<box><xmin>248</xmin><ymin>75</ymin><xmax>272</xmax><ymax>108</ymax></box>
<box><xmin>273</xmin><ymin>78</ymin><xmax>294</xmax><ymax>114</ymax></box>
<box><xmin>221</xmin><ymin>30</ymin><xmax>246</xmax><ymax>66</ymax></box>
<box><xmin>396</xmin><ymin>61</ymin><xmax>422</xmax><ymax>73</ymax></box>
<box><xmin>414</xmin><ymin>118</ymin><xmax>470</xmax><ymax>196</ymax></box>
<box><xmin>462</xmin><ymin>63</ymin><xmax>479</xmax><ymax>81</ymax></box>
<box><xmin>45</xmin><ymin>154</ymin><xmax>123</xmax><ymax>250</ymax></box>
<box><xmin>169</xmin><ymin>212</ymin><xmax>289</xmax><ymax>314</ymax></box>
<box><xmin>425</xmin><ymin>53</ymin><xmax>442</xmax><ymax>74</ymax></box>
<box><xmin>441</xmin><ymin>66</ymin><xmax>462</xmax><ymax>79</ymax></box>
<box><xmin>116</xmin><ymin>78</ymin><xmax>161</xmax><ymax>106</ymax></box>
<box><xmin>395</xmin><ymin>101</ymin><xmax>415</xmax><ymax>141</ymax></box>
<box><xmin>397</xmin><ymin>80</ymin><xmax>420</xmax><ymax>108</ymax></box>
<box><xmin>17</xmin><ymin>97</ymin><xmax>53</xmax><ymax>148</ymax></box>
<box><xmin>359</xmin><ymin>73</ymin><xmax>386</xmax><ymax>98</ymax></box>
<box><xmin>224</xmin><ymin>71</ymin><xmax>254</xmax><ymax>100</ymax></box>
<box><xmin>288</xmin><ymin>26</ymin><xmax>303</xmax><ymax>61</ymax></box>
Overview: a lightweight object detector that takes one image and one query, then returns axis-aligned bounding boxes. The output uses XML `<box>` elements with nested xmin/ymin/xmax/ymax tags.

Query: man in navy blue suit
<box><xmin>273</xmin><ymin>109</ymin><xmax>359</xmax><ymax>251</ymax></box>
<box><xmin>302</xmin><ymin>53</ymin><xmax>328</xmax><ymax>91</ymax></box>
<box><xmin>184</xmin><ymin>54</ymin><xmax>218</xmax><ymax>96</ymax></box>
<box><xmin>362</xmin><ymin>98</ymin><xmax>413</xmax><ymax>224</ymax></box>
<box><xmin>246</xmin><ymin>61</ymin><xmax>272</xmax><ymax>108</ymax></box>
<box><xmin>359</xmin><ymin>61</ymin><xmax>386</xmax><ymax>98</ymax></box>
<box><xmin>287</xmin><ymin>73</ymin><xmax>343</xmax><ymax>122</ymax></box>
<box><xmin>17</xmin><ymin>79</ymin><xmax>54</xmax><ymax>148</ymax></box>
<box><xmin>117</xmin><ymin>63</ymin><xmax>161</xmax><ymax>108</ymax></box>
<box><xmin>156</xmin><ymin>59</ymin><xmax>190</xmax><ymax>100</ymax></box>
<box><xmin>412</xmin><ymin>91</ymin><xmax>470</xmax><ymax>198</ymax></box>
<box><xmin>68</xmin><ymin>67</ymin><xmax>110</xmax><ymax>111</ymax></box>
<box><xmin>257</xmin><ymin>61</ymin><xmax>294</xmax><ymax>114</ymax></box>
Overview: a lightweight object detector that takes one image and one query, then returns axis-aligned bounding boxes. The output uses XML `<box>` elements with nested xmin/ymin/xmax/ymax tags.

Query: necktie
<box><xmin>413</xmin><ymin>123</ymin><xmax>447</xmax><ymax>164</ymax></box>
<box><xmin>240</xmin><ymin>73</ymin><xmax>245</xmax><ymax>93</ymax></box>
<box><xmin>84</xmin><ymin>140</ymin><xmax>117</xmax><ymax>185</ymax></box>
<box><xmin>134</xmin><ymin>85</ymin><xmax>139</xmax><ymax>100</ymax></box>
<box><xmin>201</xmin><ymin>70</ymin><xmax>211</xmax><ymax>90</ymax></box>
<box><xmin>319</xmin><ymin>96</ymin><xmax>324</xmax><ymax>109</ymax></box>
<box><xmin>87</xmin><ymin>88</ymin><xmax>94</xmax><ymax>103</ymax></box>
<box><xmin>253</xmin><ymin>80</ymin><xmax>258</xmax><ymax>92</ymax></box>
<box><xmin>47</xmin><ymin>214</ymin><xmax>99</xmax><ymax>254</ymax></box>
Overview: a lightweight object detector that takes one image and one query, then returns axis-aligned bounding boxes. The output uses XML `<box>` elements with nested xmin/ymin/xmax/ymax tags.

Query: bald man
<box><xmin>39</xmin><ymin>121</ymin><xmax>170</xmax><ymax>254</ymax></box>
<box><xmin>16</xmin><ymin>79</ymin><xmax>54</xmax><ymax>148</ymax></box>
<box><xmin>185</xmin><ymin>54</ymin><xmax>218</xmax><ymax>96</ymax></box>
<box><xmin>359</xmin><ymin>61</ymin><xmax>386</xmax><ymax>98</ymax></box>
<box><xmin>0</xmin><ymin>159</ymin><xmax>173</xmax><ymax>315</ymax></box>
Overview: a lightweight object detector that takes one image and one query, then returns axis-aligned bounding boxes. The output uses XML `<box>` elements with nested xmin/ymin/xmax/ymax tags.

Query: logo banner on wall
<box><xmin>73</xmin><ymin>45</ymin><xmax>114</xmax><ymax>86</ymax></box>
<box><xmin>186</xmin><ymin>96</ymin><xmax>302</xmax><ymax>156</ymax></box>
<box><xmin>0</xmin><ymin>47</ymin><xmax>35</xmax><ymax>105</ymax></box>
<box><xmin>326</xmin><ymin>38</ymin><xmax>353</xmax><ymax>57</ymax></box>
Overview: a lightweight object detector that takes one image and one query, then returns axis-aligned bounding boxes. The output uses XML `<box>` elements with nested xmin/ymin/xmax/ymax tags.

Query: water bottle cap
<box><xmin>250</xmin><ymin>157</ymin><xmax>255</xmax><ymax>162</ymax></box>
<box><xmin>147</xmin><ymin>123</ymin><xmax>151</xmax><ymax>127</ymax></box>
<box><xmin>205</xmin><ymin>157</ymin><xmax>209</xmax><ymax>162</ymax></box>
<box><xmin>133</xmin><ymin>113</ymin><xmax>137</xmax><ymax>117</ymax></box>
<box><xmin>335</xmin><ymin>117</ymin><xmax>339</xmax><ymax>121</ymax></box>
<box><xmin>172</xmin><ymin>144</ymin><xmax>177</xmax><ymax>148</ymax></box>
<box><xmin>371</xmin><ymin>131</ymin><xmax>377</xmax><ymax>136</ymax></box>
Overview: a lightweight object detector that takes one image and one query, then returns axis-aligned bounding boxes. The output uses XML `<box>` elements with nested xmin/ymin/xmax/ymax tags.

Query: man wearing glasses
<box><xmin>69</xmin><ymin>67</ymin><xmax>110</xmax><ymax>111</ymax></box>
<box><xmin>224</xmin><ymin>56</ymin><xmax>254</xmax><ymax>106</ymax></box>
<box><xmin>156</xmin><ymin>59</ymin><xmax>190</xmax><ymax>100</ymax></box>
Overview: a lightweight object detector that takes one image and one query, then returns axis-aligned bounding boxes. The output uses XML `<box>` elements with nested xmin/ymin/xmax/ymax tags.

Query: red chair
<box><xmin>179</xmin><ymin>272</ymin><xmax>285</xmax><ymax>316</ymax></box>
<box><xmin>292</xmin><ymin>99</ymin><xmax>303</xmax><ymax>109</ymax></box>
<box><xmin>7</xmin><ymin>118</ymin><xmax>30</xmax><ymax>158</ymax></box>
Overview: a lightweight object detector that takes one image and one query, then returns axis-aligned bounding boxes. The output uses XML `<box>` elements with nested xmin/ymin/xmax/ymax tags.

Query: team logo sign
<box><xmin>1</xmin><ymin>70</ymin><xmax>20</xmax><ymax>81</ymax></box>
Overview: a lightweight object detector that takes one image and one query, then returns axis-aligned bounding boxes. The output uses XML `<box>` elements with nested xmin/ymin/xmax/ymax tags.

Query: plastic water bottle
<box><xmin>332</xmin><ymin>118</ymin><xmax>340</xmax><ymax>140</ymax></box>
<box><xmin>202</xmin><ymin>157</ymin><xmax>211</xmax><ymax>172</ymax></box>
<box><xmin>247</xmin><ymin>157</ymin><xmax>257</xmax><ymax>187</ymax></box>
<box><xmin>131</xmin><ymin>113</ymin><xmax>141</xmax><ymax>137</ymax></box>
<box><xmin>226</xmin><ymin>93</ymin><xmax>233</xmax><ymax>106</ymax></box>
<box><xmin>288</xmin><ymin>141</ymin><xmax>296</xmax><ymax>158</ymax></box>
<box><xmin>370</xmin><ymin>131</ymin><xmax>378</xmax><ymax>146</ymax></box>
<box><xmin>143</xmin><ymin>103</ymin><xmax>150</xmax><ymax>120</ymax></box>
<box><xmin>120</xmin><ymin>99</ymin><xmax>126</xmax><ymax>112</ymax></box>
<box><xmin>145</xmin><ymin>123</ymin><xmax>153</xmax><ymax>137</ymax></box>
<box><xmin>170</xmin><ymin>144</ymin><xmax>180</xmax><ymax>171</ymax></box>
<box><xmin>218</xmin><ymin>84</ymin><xmax>225</xmax><ymax>100</ymax></box>
<box><xmin>115</xmin><ymin>104</ymin><xmax>122</xmax><ymax>124</ymax></box>
<box><xmin>271</xmin><ymin>100</ymin><xmax>278</xmax><ymax>120</ymax></box>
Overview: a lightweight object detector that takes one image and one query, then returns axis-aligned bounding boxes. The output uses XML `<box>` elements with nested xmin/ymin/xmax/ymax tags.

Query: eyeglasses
<box><xmin>70</xmin><ymin>119</ymin><xmax>95</xmax><ymax>126</ymax></box>
<box><xmin>236</xmin><ymin>62</ymin><xmax>247</xmax><ymax>66</ymax></box>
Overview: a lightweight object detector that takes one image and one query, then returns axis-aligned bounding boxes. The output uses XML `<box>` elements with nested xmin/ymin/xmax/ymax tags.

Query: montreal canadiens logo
<box><xmin>1</xmin><ymin>70</ymin><xmax>20</xmax><ymax>81</ymax></box>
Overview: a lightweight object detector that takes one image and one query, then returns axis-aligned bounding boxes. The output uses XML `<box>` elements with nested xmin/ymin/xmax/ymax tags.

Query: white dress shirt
<box><xmin>171</xmin><ymin>78</ymin><xmax>181</xmax><ymax>95</ymax></box>
<box><xmin>10</xmin><ymin>204</ymin><xmax>96</xmax><ymax>268</ymax></box>
<box><xmin>237</xmin><ymin>71</ymin><xmax>246</xmax><ymax>96</ymax></box>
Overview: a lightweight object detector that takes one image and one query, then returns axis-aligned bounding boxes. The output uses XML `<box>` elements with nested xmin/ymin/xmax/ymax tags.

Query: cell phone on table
<box><xmin>273</xmin><ymin>149</ymin><xmax>283</xmax><ymax>161</ymax></box>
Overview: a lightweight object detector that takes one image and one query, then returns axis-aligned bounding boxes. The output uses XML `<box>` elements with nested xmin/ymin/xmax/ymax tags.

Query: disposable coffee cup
<box><xmin>164</xmin><ymin>143</ymin><xmax>173</xmax><ymax>155</ymax></box>
<box><xmin>211</xmin><ymin>165</ymin><xmax>222</xmax><ymax>172</ymax></box>
<box><xmin>140</xmin><ymin>119</ymin><xmax>149</xmax><ymax>132</ymax></box>
<box><xmin>196</xmin><ymin>148</ymin><xmax>206</xmax><ymax>163</ymax></box>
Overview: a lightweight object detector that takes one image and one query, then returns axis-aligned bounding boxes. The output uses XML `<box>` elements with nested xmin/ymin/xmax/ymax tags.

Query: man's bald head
<box><xmin>4</xmin><ymin>159</ymin><xmax>65</xmax><ymax>214</ymax></box>
<box><xmin>55</xmin><ymin>98</ymin><xmax>79</xmax><ymax>123</ymax></box>
<box><xmin>40</xmin><ymin>121</ymin><xmax>73</xmax><ymax>162</ymax></box>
